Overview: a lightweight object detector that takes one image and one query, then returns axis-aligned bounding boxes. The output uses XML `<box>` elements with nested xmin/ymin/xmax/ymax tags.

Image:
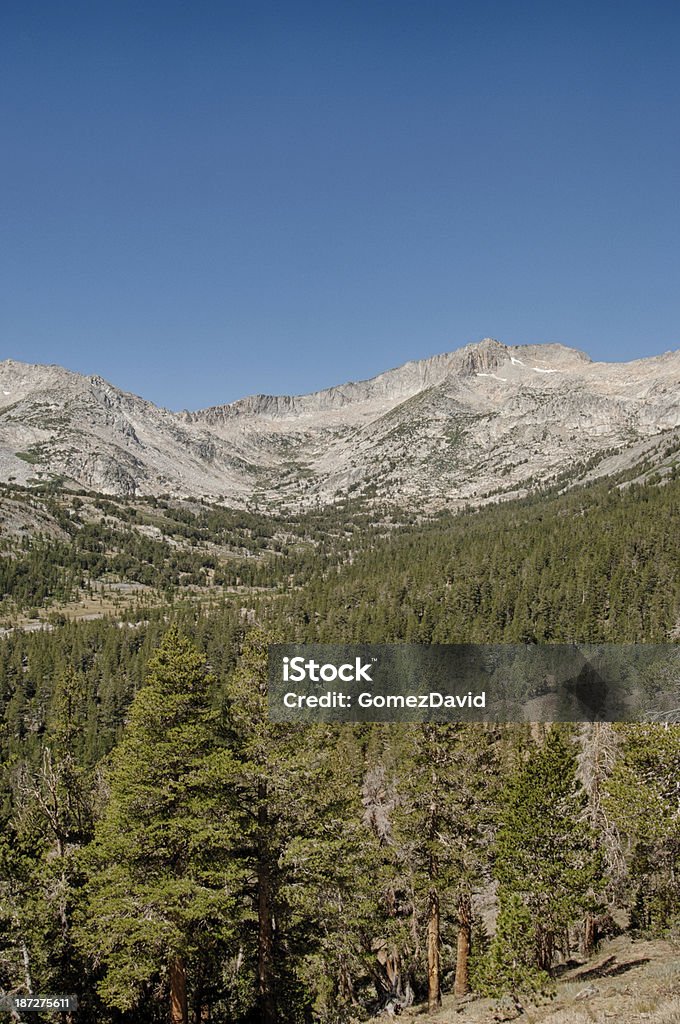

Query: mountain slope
<box><xmin>1</xmin><ymin>338</ymin><xmax>678</xmax><ymax>509</ymax></box>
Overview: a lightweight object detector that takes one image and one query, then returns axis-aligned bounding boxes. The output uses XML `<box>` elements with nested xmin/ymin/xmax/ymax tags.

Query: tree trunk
<box><xmin>536</xmin><ymin>927</ymin><xmax>554</xmax><ymax>973</ymax></box>
<box><xmin>169</xmin><ymin>957</ymin><xmax>188</xmax><ymax>1024</ymax></box>
<box><xmin>426</xmin><ymin>772</ymin><xmax>441</xmax><ymax>1013</ymax></box>
<box><xmin>427</xmin><ymin>867</ymin><xmax>441</xmax><ymax>1012</ymax></box>
<box><xmin>257</xmin><ymin>781</ymin><xmax>276</xmax><ymax>1024</ymax></box>
<box><xmin>582</xmin><ymin>912</ymin><xmax>596</xmax><ymax>955</ymax></box>
<box><xmin>193</xmin><ymin>980</ymin><xmax>210</xmax><ymax>1024</ymax></box>
<box><xmin>454</xmin><ymin>893</ymin><xmax>472</xmax><ymax>997</ymax></box>
<box><xmin>9</xmin><ymin>903</ymin><xmax>33</xmax><ymax>995</ymax></box>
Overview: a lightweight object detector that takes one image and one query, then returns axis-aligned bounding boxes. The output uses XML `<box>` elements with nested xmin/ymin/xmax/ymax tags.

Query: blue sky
<box><xmin>1</xmin><ymin>1</ymin><xmax>678</xmax><ymax>410</ymax></box>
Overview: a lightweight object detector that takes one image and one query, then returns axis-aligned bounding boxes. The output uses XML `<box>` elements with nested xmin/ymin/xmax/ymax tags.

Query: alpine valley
<box><xmin>2</xmin><ymin>337</ymin><xmax>680</xmax><ymax>1024</ymax></box>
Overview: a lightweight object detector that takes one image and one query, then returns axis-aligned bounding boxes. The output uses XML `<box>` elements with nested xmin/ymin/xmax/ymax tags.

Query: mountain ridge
<box><xmin>1</xmin><ymin>338</ymin><xmax>678</xmax><ymax>510</ymax></box>
<box><xmin>182</xmin><ymin>338</ymin><xmax>594</xmax><ymax>420</ymax></box>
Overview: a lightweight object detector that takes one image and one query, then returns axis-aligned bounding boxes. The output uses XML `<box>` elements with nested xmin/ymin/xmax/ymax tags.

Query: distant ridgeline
<box><xmin>1</xmin><ymin>342</ymin><xmax>679</xmax><ymax>508</ymax></box>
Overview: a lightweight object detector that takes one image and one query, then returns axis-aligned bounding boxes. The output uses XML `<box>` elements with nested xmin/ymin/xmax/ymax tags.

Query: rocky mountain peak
<box><xmin>459</xmin><ymin>338</ymin><xmax>508</xmax><ymax>375</ymax></box>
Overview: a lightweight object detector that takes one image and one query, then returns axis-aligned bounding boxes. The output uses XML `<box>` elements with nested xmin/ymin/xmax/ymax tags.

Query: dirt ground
<box><xmin>395</xmin><ymin>935</ymin><xmax>680</xmax><ymax>1024</ymax></box>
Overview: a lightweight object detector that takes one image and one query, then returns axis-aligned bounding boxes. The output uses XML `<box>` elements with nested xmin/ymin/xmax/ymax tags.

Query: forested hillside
<box><xmin>0</xmin><ymin>470</ymin><xmax>679</xmax><ymax>1022</ymax></box>
<box><xmin>275</xmin><ymin>474</ymin><xmax>680</xmax><ymax>644</ymax></box>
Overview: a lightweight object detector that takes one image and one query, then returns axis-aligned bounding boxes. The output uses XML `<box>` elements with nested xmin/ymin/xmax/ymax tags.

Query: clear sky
<box><xmin>1</xmin><ymin>1</ymin><xmax>678</xmax><ymax>410</ymax></box>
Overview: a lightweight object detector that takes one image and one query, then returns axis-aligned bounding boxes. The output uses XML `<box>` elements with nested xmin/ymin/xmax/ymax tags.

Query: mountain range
<box><xmin>1</xmin><ymin>338</ymin><xmax>679</xmax><ymax>510</ymax></box>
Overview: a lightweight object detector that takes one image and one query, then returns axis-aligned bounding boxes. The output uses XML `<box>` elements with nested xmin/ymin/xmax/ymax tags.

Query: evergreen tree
<box><xmin>605</xmin><ymin>724</ymin><xmax>680</xmax><ymax>933</ymax></box>
<box><xmin>475</xmin><ymin>894</ymin><xmax>551</xmax><ymax>997</ymax></box>
<box><xmin>576</xmin><ymin>722</ymin><xmax>623</xmax><ymax>951</ymax></box>
<box><xmin>481</xmin><ymin>727</ymin><xmax>603</xmax><ymax>992</ymax></box>
<box><xmin>391</xmin><ymin>723</ymin><xmax>498</xmax><ymax>1010</ymax></box>
<box><xmin>0</xmin><ymin>668</ymin><xmax>95</xmax><ymax>1019</ymax></box>
<box><xmin>225</xmin><ymin>628</ymin><xmax>378</xmax><ymax>1023</ymax></box>
<box><xmin>78</xmin><ymin>628</ymin><xmax>243</xmax><ymax>1024</ymax></box>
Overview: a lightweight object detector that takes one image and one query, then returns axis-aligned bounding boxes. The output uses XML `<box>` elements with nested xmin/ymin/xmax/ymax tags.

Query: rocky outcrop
<box><xmin>459</xmin><ymin>338</ymin><xmax>508</xmax><ymax>375</ymax></box>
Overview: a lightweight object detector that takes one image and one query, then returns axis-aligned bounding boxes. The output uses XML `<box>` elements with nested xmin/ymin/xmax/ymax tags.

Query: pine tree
<box><xmin>1</xmin><ymin>668</ymin><xmax>95</xmax><ymax>1019</ymax></box>
<box><xmin>475</xmin><ymin>893</ymin><xmax>551</xmax><ymax>997</ymax></box>
<box><xmin>576</xmin><ymin>722</ymin><xmax>623</xmax><ymax>951</ymax></box>
<box><xmin>225</xmin><ymin>628</ymin><xmax>378</xmax><ymax>1023</ymax></box>
<box><xmin>482</xmin><ymin>727</ymin><xmax>603</xmax><ymax>992</ymax></box>
<box><xmin>390</xmin><ymin>723</ymin><xmax>499</xmax><ymax>1010</ymax></box>
<box><xmin>77</xmin><ymin>627</ymin><xmax>244</xmax><ymax>1023</ymax></box>
<box><xmin>605</xmin><ymin>724</ymin><xmax>680</xmax><ymax>933</ymax></box>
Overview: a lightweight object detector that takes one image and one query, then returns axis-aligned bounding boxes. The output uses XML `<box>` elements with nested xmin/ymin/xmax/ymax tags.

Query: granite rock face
<box><xmin>1</xmin><ymin>339</ymin><xmax>678</xmax><ymax>510</ymax></box>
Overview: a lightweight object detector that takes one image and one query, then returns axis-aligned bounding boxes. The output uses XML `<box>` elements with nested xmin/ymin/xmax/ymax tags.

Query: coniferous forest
<box><xmin>0</xmin><ymin>469</ymin><xmax>679</xmax><ymax>1023</ymax></box>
